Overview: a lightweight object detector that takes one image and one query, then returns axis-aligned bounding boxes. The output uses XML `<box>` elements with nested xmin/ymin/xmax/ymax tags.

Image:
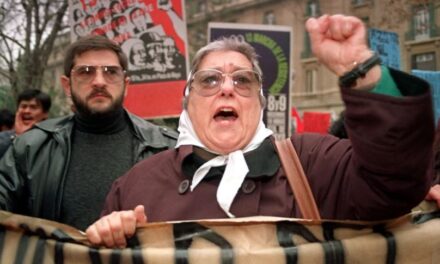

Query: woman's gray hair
<box><xmin>183</xmin><ymin>36</ymin><xmax>266</xmax><ymax>109</ymax></box>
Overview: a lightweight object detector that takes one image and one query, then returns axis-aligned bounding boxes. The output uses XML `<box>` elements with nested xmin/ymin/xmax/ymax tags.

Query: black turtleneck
<box><xmin>74</xmin><ymin>107</ymin><xmax>127</xmax><ymax>134</ymax></box>
<box><xmin>61</xmin><ymin>108</ymin><xmax>135</xmax><ymax>230</ymax></box>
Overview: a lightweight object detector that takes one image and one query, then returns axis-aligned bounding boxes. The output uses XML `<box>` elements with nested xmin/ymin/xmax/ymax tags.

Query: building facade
<box><xmin>45</xmin><ymin>0</ymin><xmax>440</xmax><ymax>119</ymax></box>
<box><xmin>185</xmin><ymin>0</ymin><xmax>440</xmax><ymax>117</ymax></box>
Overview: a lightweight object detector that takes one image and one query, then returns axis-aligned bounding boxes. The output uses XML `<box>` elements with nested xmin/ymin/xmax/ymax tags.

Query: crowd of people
<box><xmin>0</xmin><ymin>14</ymin><xmax>437</xmax><ymax>249</ymax></box>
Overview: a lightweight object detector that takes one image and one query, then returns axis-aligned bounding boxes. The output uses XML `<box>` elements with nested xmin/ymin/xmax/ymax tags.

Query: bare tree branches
<box><xmin>0</xmin><ymin>0</ymin><xmax>68</xmax><ymax>98</ymax></box>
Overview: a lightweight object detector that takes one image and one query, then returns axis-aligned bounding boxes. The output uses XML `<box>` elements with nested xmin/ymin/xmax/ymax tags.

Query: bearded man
<box><xmin>0</xmin><ymin>35</ymin><xmax>177</xmax><ymax>230</ymax></box>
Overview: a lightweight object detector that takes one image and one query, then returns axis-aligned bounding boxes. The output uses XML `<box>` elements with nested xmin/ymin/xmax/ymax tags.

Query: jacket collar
<box><xmin>125</xmin><ymin>110</ymin><xmax>177</xmax><ymax>149</ymax></box>
<box><xmin>35</xmin><ymin>109</ymin><xmax>176</xmax><ymax>149</ymax></box>
<box><xmin>180</xmin><ymin>137</ymin><xmax>280</xmax><ymax>180</ymax></box>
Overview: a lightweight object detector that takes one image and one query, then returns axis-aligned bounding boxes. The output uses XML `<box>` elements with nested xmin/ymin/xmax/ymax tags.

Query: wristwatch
<box><xmin>338</xmin><ymin>52</ymin><xmax>382</xmax><ymax>88</ymax></box>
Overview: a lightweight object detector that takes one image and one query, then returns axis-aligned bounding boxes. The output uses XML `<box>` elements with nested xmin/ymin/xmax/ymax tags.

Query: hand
<box><xmin>86</xmin><ymin>205</ymin><xmax>147</xmax><ymax>248</ymax></box>
<box><xmin>14</xmin><ymin>113</ymin><xmax>34</xmax><ymax>135</ymax></box>
<box><xmin>425</xmin><ymin>184</ymin><xmax>440</xmax><ymax>208</ymax></box>
<box><xmin>306</xmin><ymin>14</ymin><xmax>381</xmax><ymax>88</ymax></box>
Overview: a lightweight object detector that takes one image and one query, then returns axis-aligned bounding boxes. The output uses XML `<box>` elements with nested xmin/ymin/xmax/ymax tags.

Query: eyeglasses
<box><xmin>190</xmin><ymin>69</ymin><xmax>262</xmax><ymax>97</ymax></box>
<box><xmin>71</xmin><ymin>65</ymin><xmax>126</xmax><ymax>84</ymax></box>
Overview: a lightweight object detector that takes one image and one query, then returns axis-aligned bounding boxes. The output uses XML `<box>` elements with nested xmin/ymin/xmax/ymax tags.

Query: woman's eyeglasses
<box><xmin>190</xmin><ymin>69</ymin><xmax>262</xmax><ymax>97</ymax></box>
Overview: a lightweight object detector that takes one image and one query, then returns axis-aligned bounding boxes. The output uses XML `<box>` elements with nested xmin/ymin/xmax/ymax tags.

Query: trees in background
<box><xmin>0</xmin><ymin>0</ymin><xmax>68</xmax><ymax>106</ymax></box>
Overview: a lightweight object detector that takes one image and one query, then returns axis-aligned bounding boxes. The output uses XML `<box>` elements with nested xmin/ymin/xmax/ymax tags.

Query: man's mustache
<box><xmin>87</xmin><ymin>89</ymin><xmax>112</xmax><ymax>100</ymax></box>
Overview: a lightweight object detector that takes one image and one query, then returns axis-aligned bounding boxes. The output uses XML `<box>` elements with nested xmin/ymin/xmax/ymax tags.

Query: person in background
<box><xmin>128</xmin><ymin>40</ymin><xmax>148</xmax><ymax>70</ymax></box>
<box><xmin>328</xmin><ymin>110</ymin><xmax>347</xmax><ymax>139</ymax></box>
<box><xmin>72</xmin><ymin>7</ymin><xmax>86</xmax><ymax>22</ymax></box>
<box><xmin>129</xmin><ymin>7</ymin><xmax>153</xmax><ymax>35</ymax></box>
<box><xmin>86</xmin><ymin>14</ymin><xmax>434</xmax><ymax>248</ymax></box>
<box><xmin>84</xmin><ymin>14</ymin><xmax>96</xmax><ymax>33</ymax></box>
<box><xmin>140</xmin><ymin>32</ymin><xmax>166</xmax><ymax>72</ymax></box>
<box><xmin>109</xmin><ymin>0</ymin><xmax>124</xmax><ymax>17</ymax></box>
<box><xmin>0</xmin><ymin>89</ymin><xmax>51</xmax><ymax>158</ymax></box>
<box><xmin>0</xmin><ymin>35</ymin><xmax>177</xmax><ymax>230</ymax></box>
<box><xmin>162</xmin><ymin>36</ymin><xmax>185</xmax><ymax>73</ymax></box>
<box><xmin>111</xmin><ymin>15</ymin><xmax>131</xmax><ymax>44</ymax></box>
<box><xmin>96</xmin><ymin>7</ymin><xmax>110</xmax><ymax>27</ymax></box>
<box><xmin>121</xmin><ymin>38</ymin><xmax>148</xmax><ymax>71</ymax></box>
<box><xmin>74</xmin><ymin>23</ymin><xmax>88</xmax><ymax>37</ymax></box>
<box><xmin>0</xmin><ymin>109</ymin><xmax>14</xmax><ymax>132</ymax></box>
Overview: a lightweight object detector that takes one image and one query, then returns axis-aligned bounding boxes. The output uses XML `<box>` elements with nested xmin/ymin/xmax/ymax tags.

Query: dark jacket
<box><xmin>0</xmin><ymin>130</ymin><xmax>15</xmax><ymax>158</ymax></box>
<box><xmin>102</xmin><ymin>69</ymin><xmax>434</xmax><ymax>222</ymax></box>
<box><xmin>0</xmin><ymin>110</ymin><xmax>177</xmax><ymax>220</ymax></box>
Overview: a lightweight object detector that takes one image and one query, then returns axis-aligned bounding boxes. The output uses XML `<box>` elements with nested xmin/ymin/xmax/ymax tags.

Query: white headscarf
<box><xmin>176</xmin><ymin>109</ymin><xmax>273</xmax><ymax>217</ymax></box>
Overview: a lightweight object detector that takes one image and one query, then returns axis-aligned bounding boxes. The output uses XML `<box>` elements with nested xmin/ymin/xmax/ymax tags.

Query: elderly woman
<box><xmin>86</xmin><ymin>14</ymin><xmax>434</xmax><ymax>248</ymax></box>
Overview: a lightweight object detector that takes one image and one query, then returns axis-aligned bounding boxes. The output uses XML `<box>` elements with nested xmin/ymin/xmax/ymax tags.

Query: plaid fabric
<box><xmin>0</xmin><ymin>207</ymin><xmax>439</xmax><ymax>264</ymax></box>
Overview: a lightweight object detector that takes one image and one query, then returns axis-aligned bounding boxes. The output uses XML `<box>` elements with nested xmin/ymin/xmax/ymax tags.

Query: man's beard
<box><xmin>71</xmin><ymin>87</ymin><xmax>125</xmax><ymax>120</ymax></box>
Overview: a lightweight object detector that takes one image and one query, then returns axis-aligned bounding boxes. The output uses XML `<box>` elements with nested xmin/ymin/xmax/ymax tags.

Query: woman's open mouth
<box><xmin>214</xmin><ymin>107</ymin><xmax>238</xmax><ymax>122</ymax></box>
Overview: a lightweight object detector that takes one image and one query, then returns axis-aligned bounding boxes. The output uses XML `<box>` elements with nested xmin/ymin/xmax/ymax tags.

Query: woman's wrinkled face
<box><xmin>187</xmin><ymin>51</ymin><xmax>262</xmax><ymax>155</ymax></box>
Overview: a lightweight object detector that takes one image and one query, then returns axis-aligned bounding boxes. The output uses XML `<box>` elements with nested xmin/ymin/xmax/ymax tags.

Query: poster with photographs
<box><xmin>68</xmin><ymin>0</ymin><xmax>189</xmax><ymax>118</ymax></box>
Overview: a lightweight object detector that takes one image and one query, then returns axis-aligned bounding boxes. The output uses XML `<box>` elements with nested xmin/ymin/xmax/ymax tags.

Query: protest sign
<box><xmin>369</xmin><ymin>28</ymin><xmax>401</xmax><ymax>69</ymax></box>
<box><xmin>412</xmin><ymin>70</ymin><xmax>440</xmax><ymax>125</ymax></box>
<box><xmin>69</xmin><ymin>0</ymin><xmax>189</xmax><ymax>118</ymax></box>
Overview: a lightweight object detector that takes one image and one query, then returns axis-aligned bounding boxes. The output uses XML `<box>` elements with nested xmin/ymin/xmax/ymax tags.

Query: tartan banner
<box><xmin>0</xmin><ymin>206</ymin><xmax>439</xmax><ymax>263</ymax></box>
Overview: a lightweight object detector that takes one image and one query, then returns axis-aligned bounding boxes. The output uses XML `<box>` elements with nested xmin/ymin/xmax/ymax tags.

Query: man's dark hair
<box><xmin>0</xmin><ymin>108</ymin><xmax>15</xmax><ymax>129</ymax></box>
<box><xmin>63</xmin><ymin>35</ymin><xmax>128</xmax><ymax>76</ymax></box>
<box><xmin>17</xmin><ymin>89</ymin><xmax>52</xmax><ymax>113</ymax></box>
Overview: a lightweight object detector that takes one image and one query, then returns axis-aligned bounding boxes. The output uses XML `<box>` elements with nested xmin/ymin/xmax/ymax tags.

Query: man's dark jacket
<box><xmin>0</xmin><ymin>130</ymin><xmax>15</xmax><ymax>158</ymax></box>
<box><xmin>0</xmin><ymin>110</ymin><xmax>177</xmax><ymax>221</ymax></box>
